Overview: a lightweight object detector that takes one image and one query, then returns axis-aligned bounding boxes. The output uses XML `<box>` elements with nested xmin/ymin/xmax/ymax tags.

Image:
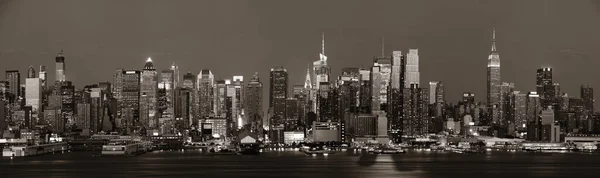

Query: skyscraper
<box><xmin>61</xmin><ymin>82</ymin><xmax>75</xmax><ymax>126</ymax></box>
<box><xmin>405</xmin><ymin>49</ymin><xmax>420</xmax><ymax>88</ymax></box>
<box><xmin>214</xmin><ymin>80</ymin><xmax>227</xmax><ymax>118</ymax></box>
<box><xmin>270</xmin><ymin>66</ymin><xmax>288</xmax><ymax>134</ymax></box>
<box><xmin>159</xmin><ymin>69</ymin><xmax>174</xmax><ymax>120</ymax></box>
<box><xmin>112</xmin><ymin>68</ymin><xmax>124</xmax><ymax>115</ymax></box>
<box><xmin>231</xmin><ymin>76</ymin><xmax>244</xmax><ymax>129</ymax></box>
<box><xmin>121</xmin><ymin>70</ymin><xmax>140</xmax><ymax>128</ymax></box>
<box><xmin>429</xmin><ymin>81</ymin><xmax>439</xmax><ymax>105</ymax></box>
<box><xmin>5</xmin><ymin>70</ymin><xmax>20</xmax><ymax>102</ymax></box>
<box><xmin>76</xmin><ymin>103</ymin><xmax>91</xmax><ymax>130</ymax></box>
<box><xmin>55</xmin><ymin>50</ymin><xmax>66</xmax><ymax>82</ymax></box>
<box><xmin>198</xmin><ymin>69</ymin><xmax>214</xmax><ymax>118</ymax></box>
<box><xmin>581</xmin><ymin>84</ymin><xmax>594</xmax><ymax>113</ymax></box>
<box><xmin>171</xmin><ymin>62</ymin><xmax>180</xmax><ymax>89</ymax></box>
<box><xmin>90</xmin><ymin>88</ymin><xmax>104</xmax><ymax>133</ymax></box>
<box><xmin>536</xmin><ymin>68</ymin><xmax>555</xmax><ymax>108</ymax></box>
<box><xmin>358</xmin><ymin>68</ymin><xmax>371</xmax><ymax>111</ymax></box>
<box><xmin>370</xmin><ymin>65</ymin><xmax>381</xmax><ymax>112</ymax></box>
<box><xmin>513</xmin><ymin>91</ymin><xmax>528</xmax><ymax>132</ymax></box>
<box><xmin>487</xmin><ymin>27</ymin><xmax>501</xmax><ymax>108</ymax></box>
<box><xmin>246</xmin><ymin>72</ymin><xmax>263</xmax><ymax>133</ymax></box>
<box><xmin>389</xmin><ymin>51</ymin><xmax>405</xmax><ymax>143</ymax></box>
<box><xmin>403</xmin><ymin>84</ymin><xmax>429</xmax><ymax>136</ymax></box>
<box><xmin>39</xmin><ymin>65</ymin><xmax>47</xmax><ymax>91</ymax></box>
<box><xmin>140</xmin><ymin>58</ymin><xmax>158</xmax><ymax>130</ymax></box>
<box><xmin>313</xmin><ymin>32</ymin><xmax>331</xmax><ymax>91</ymax></box>
<box><xmin>526</xmin><ymin>92</ymin><xmax>541</xmax><ymax>141</ymax></box>
<box><xmin>25</xmin><ymin>73</ymin><xmax>42</xmax><ymax>113</ymax></box>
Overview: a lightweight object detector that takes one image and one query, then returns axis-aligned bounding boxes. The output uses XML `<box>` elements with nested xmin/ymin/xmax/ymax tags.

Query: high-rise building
<box><xmin>39</xmin><ymin>65</ymin><xmax>47</xmax><ymax>91</ymax></box>
<box><xmin>388</xmin><ymin>51</ymin><xmax>405</xmax><ymax>143</ymax></box>
<box><xmin>487</xmin><ymin>27</ymin><xmax>501</xmax><ymax>119</ymax></box>
<box><xmin>171</xmin><ymin>62</ymin><xmax>180</xmax><ymax>89</ymax></box>
<box><xmin>214</xmin><ymin>80</ymin><xmax>227</xmax><ymax>118</ymax></box>
<box><xmin>429</xmin><ymin>81</ymin><xmax>445</xmax><ymax>134</ymax></box>
<box><xmin>513</xmin><ymin>91</ymin><xmax>528</xmax><ymax>133</ymax></box>
<box><xmin>5</xmin><ymin>70</ymin><xmax>20</xmax><ymax>102</ymax></box>
<box><xmin>121</xmin><ymin>70</ymin><xmax>140</xmax><ymax>127</ymax></box>
<box><xmin>0</xmin><ymin>82</ymin><xmax>8</xmax><ymax>102</ymax></box>
<box><xmin>140</xmin><ymin>58</ymin><xmax>158</xmax><ymax>130</ymax></box>
<box><xmin>46</xmin><ymin>109</ymin><xmax>62</xmax><ymax>133</ymax></box>
<box><xmin>76</xmin><ymin>103</ymin><xmax>91</xmax><ymax>130</ymax></box>
<box><xmin>270</xmin><ymin>66</ymin><xmax>288</xmax><ymax>130</ymax></box>
<box><xmin>27</xmin><ymin>66</ymin><xmax>36</xmax><ymax>78</ymax></box>
<box><xmin>429</xmin><ymin>82</ymin><xmax>439</xmax><ymax>105</ymax></box>
<box><xmin>231</xmin><ymin>76</ymin><xmax>244</xmax><ymax>129</ymax></box>
<box><xmin>313</xmin><ymin>32</ymin><xmax>331</xmax><ymax>91</ymax></box>
<box><xmin>159</xmin><ymin>69</ymin><xmax>174</xmax><ymax>120</ymax></box>
<box><xmin>182</xmin><ymin>72</ymin><xmax>196</xmax><ymax>89</ymax></box>
<box><xmin>372</xmin><ymin>57</ymin><xmax>391</xmax><ymax>107</ymax></box>
<box><xmin>581</xmin><ymin>85</ymin><xmax>594</xmax><ymax>113</ymax></box>
<box><xmin>246</xmin><ymin>72</ymin><xmax>263</xmax><ymax>133</ymax></box>
<box><xmin>405</xmin><ymin>49</ymin><xmax>420</xmax><ymax>88</ymax></box>
<box><xmin>198</xmin><ymin>69</ymin><xmax>214</xmax><ymax>118</ymax></box>
<box><xmin>61</xmin><ymin>82</ymin><xmax>75</xmax><ymax>126</ymax></box>
<box><xmin>174</xmin><ymin>87</ymin><xmax>194</xmax><ymax>128</ymax></box>
<box><xmin>55</xmin><ymin>50</ymin><xmax>66</xmax><ymax>82</ymax></box>
<box><xmin>358</xmin><ymin>68</ymin><xmax>371</xmax><ymax>111</ymax></box>
<box><xmin>526</xmin><ymin>92</ymin><xmax>542</xmax><ymax>141</ymax></box>
<box><xmin>90</xmin><ymin>88</ymin><xmax>104</xmax><ymax>133</ymax></box>
<box><xmin>370</xmin><ymin>66</ymin><xmax>382</xmax><ymax>112</ymax></box>
<box><xmin>112</xmin><ymin>68</ymin><xmax>124</xmax><ymax>115</ymax></box>
<box><xmin>540</xmin><ymin>106</ymin><xmax>559</xmax><ymax>142</ymax></box>
<box><xmin>499</xmin><ymin>82</ymin><xmax>515</xmax><ymax>124</ymax></box>
<box><xmin>536</xmin><ymin>68</ymin><xmax>555</xmax><ymax>108</ymax></box>
<box><xmin>403</xmin><ymin>84</ymin><xmax>429</xmax><ymax>136</ymax></box>
<box><xmin>304</xmin><ymin>67</ymin><xmax>315</xmax><ymax>113</ymax></box>
<box><xmin>25</xmin><ymin>76</ymin><xmax>42</xmax><ymax>113</ymax></box>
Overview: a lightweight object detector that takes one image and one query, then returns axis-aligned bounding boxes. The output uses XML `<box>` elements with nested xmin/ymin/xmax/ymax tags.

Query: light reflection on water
<box><xmin>2</xmin><ymin>150</ymin><xmax>600</xmax><ymax>178</ymax></box>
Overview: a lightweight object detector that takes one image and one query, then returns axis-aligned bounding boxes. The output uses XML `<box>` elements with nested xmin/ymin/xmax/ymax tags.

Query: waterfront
<box><xmin>2</xmin><ymin>150</ymin><xmax>600</xmax><ymax>178</ymax></box>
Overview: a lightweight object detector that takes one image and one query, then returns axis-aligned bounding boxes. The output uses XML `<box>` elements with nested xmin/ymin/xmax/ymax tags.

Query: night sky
<box><xmin>1</xmin><ymin>0</ymin><xmax>599</xmax><ymax>109</ymax></box>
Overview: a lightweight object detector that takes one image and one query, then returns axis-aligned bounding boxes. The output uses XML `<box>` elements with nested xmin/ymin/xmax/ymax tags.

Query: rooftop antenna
<box><xmin>381</xmin><ymin>36</ymin><xmax>385</xmax><ymax>57</ymax></box>
<box><xmin>321</xmin><ymin>32</ymin><xmax>325</xmax><ymax>55</ymax></box>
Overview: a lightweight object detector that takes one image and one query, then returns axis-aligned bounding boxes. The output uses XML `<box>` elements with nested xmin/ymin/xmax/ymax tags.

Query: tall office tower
<box><xmin>90</xmin><ymin>88</ymin><xmax>104</xmax><ymax>133</ymax></box>
<box><xmin>0</xmin><ymin>81</ymin><xmax>8</xmax><ymax>102</ymax></box>
<box><xmin>76</xmin><ymin>103</ymin><xmax>91</xmax><ymax>130</ymax></box>
<box><xmin>581</xmin><ymin>85</ymin><xmax>594</xmax><ymax>114</ymax></box>
<box><xmin>198</xmin><ymin>69</ymin><xmax>215</xmax><ymax>118</ymax></box>
<box><xmin>405</xmin><ymin>49</ymin><xmax>420</xmax><ymax>88</ymax></box>
<box><xmin>304</xmin><ymin>67</ymin><xmax>315</xmax><ymax>113</ymax></box>
<box><xmin>112</xmin><ymin>68</ymin><xmax>124</xmax><ymax>115</ymax></box>
<box><xmin>61</xmin><ymin>82</ymin><xmax>75</xmax><ymax>125</ymax></box>
<box><xmin>140</xmin><ymin>58</ymin><xmax>158</xmax><ymax>130</ymax></box>
<box><xmin>99</xmin><ymin>82</ymin><xmax>111</xmax><ymax>96</ymax></box>
<box><xmin>358</xmin><ymin>69</ymin><xmax>371</xmax><ymax>111</ymax></box>
<box><xmin>246</xmin><ymin>72</ymin><xmax>263</xmax><ymax>133</ymax></box>
<box><xmin>512</xmin><ymin>91</ymin><xmax>528</xmax><ymax>133</ymax></box>
<box><xmin>338</xmin><ymin>68</ymin><xmax>360</xmax><ymax>114</ymax></box>
<box><xmin>159</xmin><ymin>70</ymin><xmax>174</xmax><ymax>120</ymax></box>
<box><xmin>540</xmin><ymin>107</ymin><xmax>559</xmax><ymax>142</ymax></box>
<box><xmin>175</xmin><ymin>88</ymin><xmax>193</xmax><ymax>127</ymax></box>
<box><xmin>317</xmin><ymin>82</ymin><xmax>333</xmax><ymax>122</ymax></box>
<box><xmin>526</xmin><ymin>92</ymin><xmax>541</xmax><ymax>141</ymax></box>
<box><xmin>536</xmin><ymin>68</ymin><xmax>555</xmax><ymax>108</ymax></box>
<box><xmin>231</xmin><ymin>76</ymin><xmax>244</xmax><ymax>129</ymax></box>
<box><xmin>121</xmin><ymin>70</ymin><xmax>140</xmax><ymax>128</ymax></box>
<box><xmin>313</xmin><ymin>32</ymin><xmax>331</xmax><ymax>91</ymax></box>
<box><xmin>567</xmin><ymin>97</ymin><xmax>587</xmax><ymax>133</ymax></box>
<box><xmin>270</xmin><ymin>67</ymin><xmax>288</xmax><ymax>130</ymax></box>
<box><xmin>370</xmin><ymin>66</ymin><xmax>382</xmax><ymax>112</ymax></box>
<box><xmin>428</xmin><ymin>81</ymin><xmax>444</xmax><ymax>133</ymax></box>
<box><xmin>403</xmin><ymin>84</ymin><xmax>429</xmax><ymax>136</ymax></box>
<box><xmin>389</xmin><ymin>51</ymin><xmax>405</xmax><ymax>143</ymax></box>
<box><xmin>429</xmin><ymin>82</ymin><xmax>439</xmax><ymax>105</ymax></box>
<box><xmin>171</xmin><ymin>62</ymin><xmax>180</xmax><ymax>89</ymax></box>
<box><xmin>5</xmin><ymin>70</ymin><xmax>20</xmax><ymax>102</ymax></box>
<box><xmin>25</xmin><ymin>74</ymin><xmax>42</xmax><ymax>114</ymax></box>
<box><xmin>39</xmin><ymin>65</ymin><xmax>47</xmax><ymax>91</ymax></box>
<box><xmin>292</xmin><ymin>84</ymin><xmax>309</xmax><ymax>129</ymax></box>
<box><xmin>45</xmin><ymin>109</ymin><xmax>62</xmax><ymax>133</ymax></box>
<box><xmin>372</xmin><ymin>57</ymin><xmax>391</xmax><ymax>108</ymax></box>
<box><xmin>487</xmin><ymin>27</ymin><xmax>501</xmax><ymax>120</ymax></box>
<box><xmin>55</xmin><ymin>50</ymin><xmax>66</xmax><ymax>82</ymax></box>
<box><xmin>499</xmin><ymin>82</ymin><xmax>515</xmax><ymax>124</ymax></box>
<box><xmin>214</xmin><ymin>80</ymin><xmax>227</xmax><ymax>118</ymax></box>
<box><xmin>285</xmin><ymin>97</ymin><xmax>301</xmax><ymax>130</ymax></box>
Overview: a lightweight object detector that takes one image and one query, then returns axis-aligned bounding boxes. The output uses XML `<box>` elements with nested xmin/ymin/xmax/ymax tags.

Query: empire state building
<box><xmin>487</xmin><ymin>27</ymin><xmax>501</xmax><ymax>108</ymax></box>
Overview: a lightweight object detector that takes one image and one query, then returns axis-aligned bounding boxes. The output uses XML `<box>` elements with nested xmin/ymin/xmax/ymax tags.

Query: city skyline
<box><xmin>1</xmin><ymin>0</ymin><xmax>600</xmax><ymax>105</ymax></box>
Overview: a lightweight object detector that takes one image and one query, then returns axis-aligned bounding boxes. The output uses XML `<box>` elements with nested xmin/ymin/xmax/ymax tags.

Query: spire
<box><xmin>146</xmin><ymin>57</ymin><xmax>152</xmax><ymax>62</ymax></box>
<box><xmin>321</xmin><ymin>32</ymin><xmax>325</xmax><ymax>55</ymax></box>
<box><xmin>304</xmin><ymin>65</ymin><xmax>312</xmax><ymax>89</ymax></box>
<box><xmin>491</xmin><ymin>25</ymin><xmax>497</xmax><ymax>52</ymax></box>
<box><xmin>381</xmin><ymin>36</ymin><xmax>385</xmax><ymax>57</ymax></box>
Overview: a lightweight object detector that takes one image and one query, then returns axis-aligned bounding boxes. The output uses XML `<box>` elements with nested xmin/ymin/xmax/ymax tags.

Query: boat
<box><xmin>238</xmin><ymin>144</ymin><xmax>261</xmax><ymax>155</ymax></box>
<box><xmin>301</xmin><ymin>145</ymin><xmax>335</xmax><ymax>155</ymax></box>
<box><xmin>101</xmin><ymin>141</ymin><xmax>151</xmax><ymax>156</ymax></box>
<box><xmin>370</xmin><ymin>146</ymin><xmax>406</xmax><ymax>154</ymax></box>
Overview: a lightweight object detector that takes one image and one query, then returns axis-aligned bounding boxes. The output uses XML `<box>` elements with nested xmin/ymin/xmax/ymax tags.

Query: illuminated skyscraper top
<box><xmin>55</xmin><ymin>50</ymin><xmax>66</xmax><ymax>82</ymax></box>
<box><xmin>304</xmin><ymin>66</ymin><xmax>312</xmax><ymax>89</ymax></box>
<box><xmin>313</xmin><ymin>32</ymin><xmax>330</xmax><ymax>90</ymax></box>
<box><xmin>405</xmin><ymin>49</ymin><xmax>420</xmax><ymax>88</ymax></box>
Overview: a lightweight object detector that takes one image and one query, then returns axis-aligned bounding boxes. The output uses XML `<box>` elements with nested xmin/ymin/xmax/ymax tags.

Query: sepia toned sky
<box><xmin>1</xmin><ymin>0</ymin><xmax>599</xmax><ymax>106</ymax></box>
